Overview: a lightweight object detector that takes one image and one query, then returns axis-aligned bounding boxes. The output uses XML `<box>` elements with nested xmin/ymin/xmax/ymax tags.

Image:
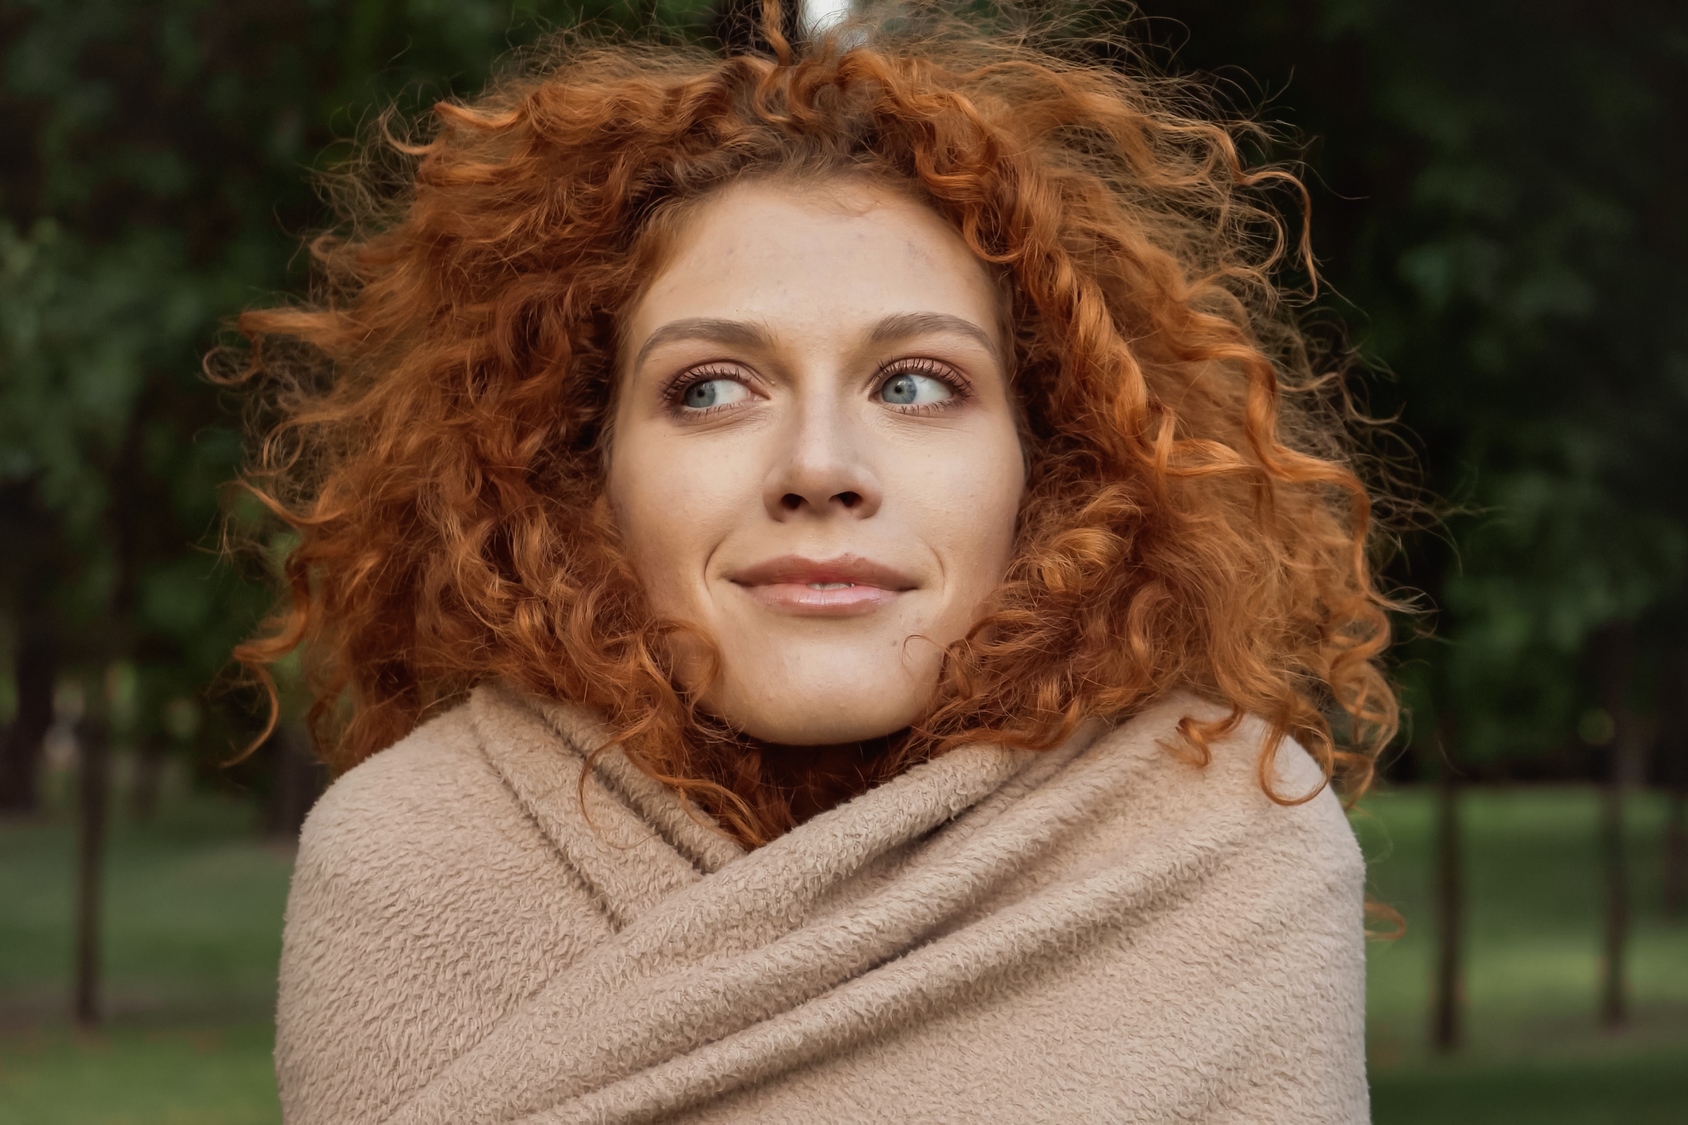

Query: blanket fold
<box><xmin>276</xmin><ymin>685</ymin><xmax>1369</xmax><ymax>1124</ymax></box>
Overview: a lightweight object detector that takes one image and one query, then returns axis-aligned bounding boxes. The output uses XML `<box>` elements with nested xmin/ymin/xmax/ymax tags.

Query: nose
<box><xmin>763</xmin><ymin>390</ymin><xmax>883</xmax><ymax>521</ymax></box>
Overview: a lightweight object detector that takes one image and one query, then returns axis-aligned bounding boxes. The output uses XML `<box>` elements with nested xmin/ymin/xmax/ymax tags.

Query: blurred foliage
<box><xmin>1</xmin><ymin>0</ymin><xmax>1685</xmax><ymax>778</ymax></box>
<box><xmin>0</xmin><ymin>0</ymin><xmax>708</xmax><ymax>764</ymax></box>
<box><xmin>1135</xmin><ymin>0</ymin><xmax>1688</xmax><ymax>764</ymax></box>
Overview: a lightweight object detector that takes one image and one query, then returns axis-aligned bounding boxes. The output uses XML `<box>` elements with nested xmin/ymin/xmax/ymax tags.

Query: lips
<box><xmin>727</xmin><ymin>555</ymin><xmax>917</xmax><ymax>615</ymax></box>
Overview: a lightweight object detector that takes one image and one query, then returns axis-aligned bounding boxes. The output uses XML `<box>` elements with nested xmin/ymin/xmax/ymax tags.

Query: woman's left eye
<box><xmin>878</xmin><ymin>373</ymin><xmax>953</xmax><ymax>406</ymax></box>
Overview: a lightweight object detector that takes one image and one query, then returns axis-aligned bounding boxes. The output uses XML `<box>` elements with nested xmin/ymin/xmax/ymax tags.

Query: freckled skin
<box><xmin>608</xmin><ymin>180</ymin><xmax>1025</xmax><ymax>746</ymax></box>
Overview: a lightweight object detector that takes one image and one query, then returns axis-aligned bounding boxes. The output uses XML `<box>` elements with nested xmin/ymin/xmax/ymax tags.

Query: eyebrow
<box><xmin>629</xmin><ymin>312</ymin><xmax>1003</xmax><ymax>372</ymax></box>
<box><xmin>630</xmin><ymin>318</ymin><xmax>775</xmax><ymax>372</ymax></box>
<box><xmin>867</xmin><ymin>312</ymin><xmax>1002</xmax><ymax>366</ymax></box>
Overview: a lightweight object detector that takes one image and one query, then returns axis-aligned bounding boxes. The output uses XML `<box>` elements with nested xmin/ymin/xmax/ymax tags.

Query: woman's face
<box><xmin>608</xmin><ymin>179</ymin><xmax>1024</xmax><ymax>745</ymax></box>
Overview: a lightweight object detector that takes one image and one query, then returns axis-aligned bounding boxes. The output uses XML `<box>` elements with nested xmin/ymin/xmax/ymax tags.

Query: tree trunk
<box><xmin>0</xmin><ymin>629</ymin><xmax>56</xmax><ymax>815</ymax></box>
<box><xmin>1599</xmin><ymin>769</ymin><xmax>1630</xmax><ymax>1028</ymax></box>
<box><xmin>130</xmin><ymin>734</ymin><xmax>166</xmax><ymax>821</ymax></box>
<box><xmin>263</xmin><ymin>722</ymin><xmax>323</xmax><ymax>842</ymax></box>
<box><xmin>1667</xmin><ymin>789</ymin><xmax>1687</xmax><ymax>920</ymax></box>
<box><xmin>73</xmin><ymin>696</ymin><xmax>110</xmax><ymax>1028</ymax></box>
<box><xmin>1430</xmin><ymin>726</ymin><xmax>1463</xmax><ymax>1053</ymax></box>
<box><xmin>71</xmin><ymin>403</ymin><xmax>145</xmax><ymax>1026</ymax></box>
<box><xmin>1663</xmin><ymin>645</ymin><xmax>1687</xmax><ymax>920</ymax></box>
<box><xmin>1594</xmin><ymin>622</ymin><xmax>1644</xmax><ymax>1031</ymax></box>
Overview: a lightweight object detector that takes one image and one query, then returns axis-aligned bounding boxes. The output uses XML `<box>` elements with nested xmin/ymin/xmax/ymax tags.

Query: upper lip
<box><xmin>727</xmin><ymin>554</ymin><xmax>918</xmax><ymax>591</ymax></box>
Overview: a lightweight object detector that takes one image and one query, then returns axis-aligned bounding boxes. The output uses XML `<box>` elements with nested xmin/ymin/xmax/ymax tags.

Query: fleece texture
<box><xmin>275</xmin><ymin>684</ymin><xmax>1369</xmax><ymax>1124</ymax></box>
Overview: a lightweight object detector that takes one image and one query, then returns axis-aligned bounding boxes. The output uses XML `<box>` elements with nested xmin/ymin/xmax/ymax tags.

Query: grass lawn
<box><xmin>1</xmin><ymin>779</ymin><xmax>1685</xmax><ymax>1121</ymax></box>
<box><xmin>0</xmin><ymin>782</ymin><xmax>289</xmax><ymax>1124</ymax></box>
<box><xmin>0</xmin><ymin>1024</ymin><xmax>278</xmax><ymax>1125</ymax></box>
<box><xmin>1358</xmin><ymin>786</ymin><xmax>1688</xmax><ymax>1122</ymax></box>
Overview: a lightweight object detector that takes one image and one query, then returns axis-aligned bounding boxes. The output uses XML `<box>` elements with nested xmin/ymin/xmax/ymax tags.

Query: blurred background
<box><xmin>1</xmin><ymin>1</ymin><xmax>1684</xmax><ymax>1121</ymax></box>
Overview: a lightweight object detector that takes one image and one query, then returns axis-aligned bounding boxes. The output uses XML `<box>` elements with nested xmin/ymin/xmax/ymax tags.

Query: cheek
<box><xmin>910</xmin><ymin>426</ymin><xmax>1024</xmax><ymax>593</ymax></box>
<box><xmin>606</xmin><ymin>430</ymin><xmax>758</xmax><ymax>612</ymax></box>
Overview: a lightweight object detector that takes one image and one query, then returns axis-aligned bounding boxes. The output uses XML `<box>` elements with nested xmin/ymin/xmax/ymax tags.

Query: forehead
<box><xmin>624</xmin><ymin>178</ymin><xmax>1004</xmax><ymax>351</ymax></box>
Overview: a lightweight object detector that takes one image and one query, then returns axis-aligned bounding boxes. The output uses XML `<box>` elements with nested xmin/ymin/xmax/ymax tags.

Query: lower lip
<box><xmin>736</xmin><ymin>582</ymin><xmax>904</xmax><ymax>616</ymax></box>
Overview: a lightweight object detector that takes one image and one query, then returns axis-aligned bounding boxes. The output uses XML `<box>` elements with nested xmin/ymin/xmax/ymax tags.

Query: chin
<box><xmin>696</xmin><ymin>632</ymin><xmax>947</xmax><ymax>745</ymax></box>
<box><xmin>713</xmin><ymin>679</ymin><xmax>928</xmax><ymax>746</ymax></box>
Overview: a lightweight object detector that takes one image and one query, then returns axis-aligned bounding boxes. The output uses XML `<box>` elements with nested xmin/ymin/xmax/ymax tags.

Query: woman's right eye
<box><xmin>678</xmin><ymin>378</ymin><xmax>751</xmax><ymax>410</ymax></box>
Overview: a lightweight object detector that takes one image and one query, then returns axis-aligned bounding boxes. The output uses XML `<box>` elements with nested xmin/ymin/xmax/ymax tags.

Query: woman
<box><xmin>239</xmin><ymin>10</ymin><xmax>1395</xmax><ymax>1122</ymax></box>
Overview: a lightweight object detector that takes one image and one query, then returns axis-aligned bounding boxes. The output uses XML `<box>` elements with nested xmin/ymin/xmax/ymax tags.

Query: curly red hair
<box><xmin>232</xmin><ymin>16</ymin><xmax>1398</xmax><ymax>844</ymax></box>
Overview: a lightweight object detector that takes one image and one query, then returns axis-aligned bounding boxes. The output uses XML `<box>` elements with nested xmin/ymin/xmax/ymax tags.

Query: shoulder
<box><xmin>1098</xmin><ymin>697</ymin><xmax>1369</xmax><ymax>1025</ymax></box>
<box><xmin>1073</xmin><ymin>697</ymin><xmax>1369</xmax><ymax>1114</ymax></box>
<box><xmin>277</xmin><ymin>701</ymin><xmax>613</xmax><ymax>1123</ymax></box>
<box><xmin>294</xmin><ymin>704</ymin><xmax>509</xmax><ymax>874</ymax></box>
<box><xmin>1091</xmin><ymin>694</ymin><xmax>1364</xmax><ymax>893</ymax></box>
<box><xmin>285</xmin><ymin>697</ymin><xmax>604</xmax><ymax>945</ymax></box>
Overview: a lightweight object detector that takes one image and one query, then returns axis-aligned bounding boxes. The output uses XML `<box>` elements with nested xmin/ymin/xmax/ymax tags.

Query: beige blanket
<box><xmin>275</xmin><ymin>684</ymin><xmax>1368</xmax><ymax>1123</ymax></box>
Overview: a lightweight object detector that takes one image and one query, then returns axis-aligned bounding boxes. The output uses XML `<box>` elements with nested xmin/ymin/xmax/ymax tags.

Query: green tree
<box><xmin>0</xmin><ymin>0</ymin><xmax>717</xmax><ymax>1024</ymax></box>
<box><xmin>1136</xmin><ymin>0</ymin><xmax>1688</xmax><ymax>1041</ymax></box>
<box><xmin>5</xmin><ymin>0</ymin><xmax>1684</xmax><ymax>1034</ymax></box>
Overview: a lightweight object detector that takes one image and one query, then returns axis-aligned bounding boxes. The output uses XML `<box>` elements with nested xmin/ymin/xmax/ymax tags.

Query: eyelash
<box><xmin>659</xmin><ymin>357</ymin><xmax>973</xmax><ymax>417</ymax></box>
<box><xmin>873</xmin><ymin>357</ymin><xmax>972</xmax><ymax>414</ymax></box>
<box><xmin>659</xmin><ymin>364</ymin><xmax>752</xmax><ymax>418</ymax></box>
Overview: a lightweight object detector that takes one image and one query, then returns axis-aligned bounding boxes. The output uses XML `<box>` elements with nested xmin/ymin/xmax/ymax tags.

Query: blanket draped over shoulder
<box><xmin>275</xmin><ymin>684</ymin><xmax>1369</xmax><ymax>1123</ymax></box>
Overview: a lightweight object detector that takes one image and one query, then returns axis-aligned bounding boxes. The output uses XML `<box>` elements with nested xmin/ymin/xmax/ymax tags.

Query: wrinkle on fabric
<box><xmin>275</xmin><ymin>684</ymin><xmax>1369</xmax><ymax>1124</ymax></box>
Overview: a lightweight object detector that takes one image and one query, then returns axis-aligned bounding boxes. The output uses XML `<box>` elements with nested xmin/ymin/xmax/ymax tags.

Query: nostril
<box><xmin>835</xmin><ymin>491</ymin><xmax>861</xmax><ymax>509</ymax></box>
<box><xmin>780</xmin><ymin>493</ymin><xmax>803</xmax><ymax>511</ymax></box>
